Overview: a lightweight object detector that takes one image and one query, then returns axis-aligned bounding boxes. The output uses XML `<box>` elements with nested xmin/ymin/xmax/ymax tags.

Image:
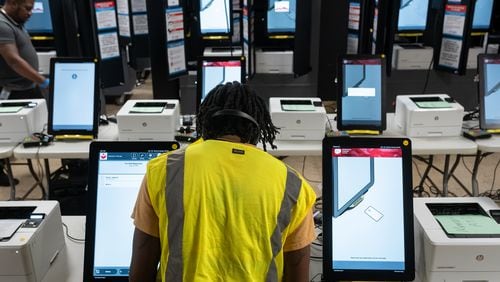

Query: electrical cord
<box><xmin>421</xmin><ymin>56</ymin><xmax>434</xmax><ymax>94</ymax></box>
<box><xmin>62</xmin><ymin>222</ymin><xmax>85</xmax><ymax>243</ymax></box>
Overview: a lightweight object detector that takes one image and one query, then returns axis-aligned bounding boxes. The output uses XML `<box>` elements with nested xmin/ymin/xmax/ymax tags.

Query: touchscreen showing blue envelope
<box><xmin>331</xmin><ymin>147</ymin><xmax>405</xmax><ymax>271</ymax></box>
<box><xmin>483</xmin><ymin>58</ymin><xmax>500</xmax><ymax>125</ymax></box>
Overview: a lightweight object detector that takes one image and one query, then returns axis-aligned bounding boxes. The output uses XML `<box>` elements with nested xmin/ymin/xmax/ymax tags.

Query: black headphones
<box><xmin>211</xmin><ymin>109</ymin><xmax>260</xmax><ymax>130</ymax></box>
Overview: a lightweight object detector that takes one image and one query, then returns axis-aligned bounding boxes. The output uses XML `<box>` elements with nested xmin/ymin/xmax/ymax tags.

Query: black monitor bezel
<box><xmin>197</xmin><ymin>0</ymin><xmax>234</xmax><ymax>37</ymax></box>
<box><xmin>196</xmin><ymin>56</ymin><xmax>246</xmax><ymax>112</ymax></box>
<box><xmin>336</xmin><ymin>54</ymin><xmax>387</xmax><ymax>131</ymax></box>
<box><xmin>322</xmin><ymin>136</ymin><xmax>415</xmax><ymax>281</ymax></box>
<box><xmin>47</xmin><ymin>57</ymin><xmax>100</xmax><ymax>137</ymax></box>
<box><xmin>83</xmin><ymin>141</ymin><xmax>180</xmax><ymax>281</ymax></box>
<box><xmin>478</xmin><ymin>53</ymin><xmax>500</xmax><ymax>130</ymax></box>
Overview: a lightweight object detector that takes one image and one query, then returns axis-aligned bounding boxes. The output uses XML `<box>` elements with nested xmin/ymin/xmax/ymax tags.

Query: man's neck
<box><xmin>216</xmin><ymin>135</ymin><xmax>243</xmax><ymax>143</ymax></box>
<box><xmin>0</xmin><ymin>6</ymin><xmax>19</xmax><ymax>25</ymax></box>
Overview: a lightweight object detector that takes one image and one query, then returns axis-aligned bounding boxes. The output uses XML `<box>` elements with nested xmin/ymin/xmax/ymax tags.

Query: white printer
<box><xmin>117</xmin><ymin>99</ymin><xmax>180</xmax><ymax>141</ymax></box>
<box><xmin>414</xmin><ymin>197</ymin><xmax>500</xmax><ymax>282</ymax></box>
<box><xmin>0</xmin><ymin>99</ymin><xmax>48</xmax><ymax>143</ymax></box>
<box><xmin>395</xmin><ymin>94</ymin><xmax>464</xmax><ymax>137</ymax></box>
<box><xmin>0</xmin><ymin>201</ymin><xmax>65</xmax><ymax>282</ymax></box>
<box><xmin>270</xmin><ymin>97</ymin><xmax>327</xmax><ymax>140</ymax></box>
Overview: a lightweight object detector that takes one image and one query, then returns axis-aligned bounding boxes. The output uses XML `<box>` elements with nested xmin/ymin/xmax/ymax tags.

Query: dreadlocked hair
<box><xmin>196</xmin><ymin>82</ymin><xmax>279</xmax><ymax>151</ymax></box>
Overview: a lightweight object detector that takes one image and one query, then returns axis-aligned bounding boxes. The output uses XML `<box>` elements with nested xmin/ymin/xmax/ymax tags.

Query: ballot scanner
<box><xmin>395</xmin><ymin>94</ymin><xmax>464</xmax><ymax>137</ymax></box>
<box><xmin>414</xmin><ymin>197</ymin><xmax>500</xmax><ymax>282</ymax></box>
<box><xmin>0</xmin><ymin>99</ymin><xmax>48</xmax><ymax>143</ymax></box>
<box><xmin>0</xmin><ymin>201</ymin><xmax>65</xmax><ymax>282</ymax></box>
<box><xmin>117</xmin><ymin>99</ymin><xmax>181</xmax><ymax>141</ymax></box>
<box><xmin>269</xmin><ymin>97</ymin><xmax>327</xmax><ymax>140</ymax></box>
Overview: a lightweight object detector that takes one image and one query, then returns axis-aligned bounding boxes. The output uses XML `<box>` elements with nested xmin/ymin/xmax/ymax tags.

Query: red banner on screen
<box><xmin>331</xmin><ymin>147</ymin><xmax>402</xmax><ymax>158</ymax></box>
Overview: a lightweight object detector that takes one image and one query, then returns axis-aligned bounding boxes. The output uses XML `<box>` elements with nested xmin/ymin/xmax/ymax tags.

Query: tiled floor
<box><xmin>1</xmin><ymin>79</ymin><xmax>500</xmax><ymax>202</ymax></box>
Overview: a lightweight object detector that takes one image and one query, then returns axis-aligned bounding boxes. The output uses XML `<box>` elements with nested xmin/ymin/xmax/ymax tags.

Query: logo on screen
<box><xmin>72</xmin><ymin>73</ymin><xmax>78</xmax><ymax>79</ymax></box>
<box><xmin>334</xmin><ymin>148</ymin><xmax>341</xmax><ymax>155</ymax></box>
<box><xmin>100</xmin><ymin>153</ymin><xmax>107</xmax><ymax>160</ymax></box>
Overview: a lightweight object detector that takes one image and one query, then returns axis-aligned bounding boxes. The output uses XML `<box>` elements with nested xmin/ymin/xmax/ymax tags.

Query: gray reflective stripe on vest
<box><xmin>165</xmin><ymin>150</ymin><xmax>186</xmax><ymax>281</ymax></box>
<box><xmin>266</xmin><ymin>167</ymin><xmax>302</xmax><ymax>282</ymax></box>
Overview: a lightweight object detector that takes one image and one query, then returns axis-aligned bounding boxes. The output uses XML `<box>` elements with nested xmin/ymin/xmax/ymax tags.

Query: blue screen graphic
<box><xmin>484</xmin><ymin>63</ymin><xmax>500</xmax><ymax>125</ymax></box>
<box><xmin>341</xmin><ymin>60</ymin><xmax>382</xmax><ymax>126</ymax></box>
<box><xmin>472</xmin><ymin>0</ymin><xmax>493</xmax><ymax>30</ymax></box>
<box><xmin>25</xmin><ymin>0</ymin><xmax>53</xmax><ymax>33</ymax></box>
<box><xmin>397</xmin><ymin>0</ymin><xmax>429</xmax><ymax>31</ymax></box>
<box><xmin>267</xmin><ymin>0</ymin><xmax>296</xmax><ymax>33</ymax></box>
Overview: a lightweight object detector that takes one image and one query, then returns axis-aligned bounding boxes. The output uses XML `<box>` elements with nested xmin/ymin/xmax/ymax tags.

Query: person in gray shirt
<box><xmin>0</xmin><ymin>0</ymin><xmax>50</xmax><ymax>186</ymax></box>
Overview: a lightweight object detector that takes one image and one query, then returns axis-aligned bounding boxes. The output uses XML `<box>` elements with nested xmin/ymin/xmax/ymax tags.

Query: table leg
<box><xmin>4</xmin><ymin>158</ymin><xmax>16</xmax><ymax>200</ymax></box>
<box><xmin>414</xmin><ymin>155</ymin><xmax>438</xmax><ymax>196</ymax></box>
<box><xmin>471</xmin><ymin>150</ymin><xmax>482</xmax><ymax>197</ymax></box>
<box><xmin>21</xmin><ymin>159</ymin><xmax>47</xmax><ymax>200</ymax></box>
<box><xmin>44</xmin><ymin>159</ymin><xmax>51</xmax><ymax>200</ymax></box>
<box><xmin>442</xmin><ymin>155</ymin><xmax>451</xmax><ymax>197</ymax></box>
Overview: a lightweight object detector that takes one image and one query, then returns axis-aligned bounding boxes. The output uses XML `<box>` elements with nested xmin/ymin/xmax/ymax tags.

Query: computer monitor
<box><xmin>472</xmin><ymin>0</ymin><xmax>494</xmax><ymax>30</ymax></box>
<box><xmin>267</xmin><ymin>0</ymin><xmax>296</xmax><ymax>34</ymax></box>
<box><xmin>198</xmin><ymin>0</ymin><xmax>233</xmax><ymax>35</ymax></box>
<box><xmin>24</xmin><ymin>0</ymin><xmax>53</xmax><ymax>34</ymax></box>
<box><xmin>196</xmin><ymin>56</ymin><xmax>246</xmax><ymax>110</ymax></box>
<box><xmin>47</xmin><ymin>57</ymin><xmax>99</xmax><ymax>137</ymax></box>
<box><xmin>336</xmin><ymin>54</ymin><xmax>386</xmax><ymax>131</ymax></box>
<box><xmin>322</xmin><ymin>137</ymin><xmax>415</xmax><ymax>281</ymax></box>
<box><xmin>397</xmin><ymin>0</ymin><xmax>430</xmax><ymax>32</ymax></box>
<box><xmin>83</xmin><ymin>141</ymin><xmax>179</xmax><ymax>281</ymax></box>
<box><xmin>478</xmin><ymin>54</ymin><xmax>500</xmax><ymax>130</ymax></box>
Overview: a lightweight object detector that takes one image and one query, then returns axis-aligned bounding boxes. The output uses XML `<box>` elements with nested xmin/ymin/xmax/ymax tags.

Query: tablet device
<box><xmin>322</xmin><ymin>137</ymin><xmax>415</xmax><ymax>281</ymax></box>
<box><xmin>83</xmin><ymin>141</ymin><xmax>180</xmax><ymax>281</ymax></box>
<box><xmin>48</xmin><ymin>57</ymin><xmax>99</xmax><ymax>138</ymax></box>
<box><xmin>337</xmin><ymin>54</ymin><xmax>386</xmax><ymax>131</ymax></box>
<box><xmin>478</xmin><ymin>54</ymin><xmax>500</xmax><ymax>130</ymax></box>
<box><xmin>196</xmin><ymin>56</ymin><xmax>246</xmax><ymax>111</ymax></box>
<box><xmin>198</xmin><ymin>0</ymin><xmax>232</xmax><ymax>35</ymax></box>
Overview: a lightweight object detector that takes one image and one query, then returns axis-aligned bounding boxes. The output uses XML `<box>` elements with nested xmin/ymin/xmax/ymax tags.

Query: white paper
<box><xmin>98</xmin><ymin>32</ymin><xmax>120</xmax><ymax>59</ymax></box>
<box><xmin>166</xmin><ymin>8</ymin><xmax>184</xmax><ymax>42</ymax></box>
<box><xmin>95</xmin><ymin>1</ymin><xmax>117</xmax><ymax>30</ymax></box>
<box><xmin>348</xmin><ymin>2</ymin><xmax>360</xmax><ymax>31</ymax></box>
<box><xmin>439</xmin><ymin>37</ymin><xmax>463</xmax><ymax>69</ymax></box>
<box><xmin>0</xmin><ymin>219</ymin><xmax>25</xmax><ymax>239</ymax></box>
<box><xmin>116</xmin><ymin>0</ymin><xmax>129</xmax><ymax>14</ymax></box>
<box><xmin>131</xmin><ymin>0</ymin><xmax>147</xmax><ymax>13</ymax></box>
<box><xmin>168</xmin><ymin>0</ymin><xmax>180</xmax><ymax>6</ymax></box>
<box><xmin>167</xmin><ymin>41</ymin><xmax>186</xmax><ymax>75</ymax></box>
<box><xmin>442</xmin><ymin>4</ymin><xmax>466</xmax><ymax>37</ymax></box>
<box><xmin>348</xmin><ymin>87</ymin><xmax>376</xmax><ymax>97</ymax></box>
<box><xmin>133</xmin><ymin>14</ymin><xmax>149</xmax><ymax>35</ymax></box>
<box><xmin>118</xmin><ymin>14</ymin><xmax>131</xmax><ymax>37</ymax></box>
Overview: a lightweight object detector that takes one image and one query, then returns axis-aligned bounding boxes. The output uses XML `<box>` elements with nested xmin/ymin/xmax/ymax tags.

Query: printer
<box><xmin>117</xmin><ymin>99</ymin><xmax>180</xmax><ymax>141</ymax></box>
<box><xmin>0</xmin><ymin>201</ymin><xmax>65</xmax><ymax>282</ymax></box>
<box><xmin>0</xmin><ymin>99</ymin><xmax>48</xmax><ymax>143</ymax></box>
<box><xmin>414</xmin><ymin>197</ymin><xmax>500</xmax><ymax>282</ymax></box>
<box><xmin>395</xmin><ymin>94</ymin><xmax>464</xmax><ymax>137</ymax></box>
<box><xmin>269</xmin><ymin>97</ymin><xmax>327</xmax><ymax>140</ymax></box>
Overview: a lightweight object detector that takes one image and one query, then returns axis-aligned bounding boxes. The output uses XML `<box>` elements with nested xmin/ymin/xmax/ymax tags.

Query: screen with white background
<box><xmin>199</xmin><ymin>0</ymin><xmax>231</xmax><ymax>34</ymax></box>
<box><xmin>52</xmin><ymin>62</ymin><xmax>95</xmax><ymax>131</ymax></box>
<box><xmin>330</xmin><ymin>147</ymin><xmax>406</xmax><ymax>271</ymax></box>
<box><xmin>93</xmin><ymin>151</ymin><xmax>164</xmax><ymax>277</ymax></box>
<box><xmin>398</xmin><ymin>0</ymin><xmax>429</xmax><ymax>31</ymax></box>
<box><xmin>202</xmin><ymin>60</ymin><xmax>242</xmax><ymax>101</ymax></box>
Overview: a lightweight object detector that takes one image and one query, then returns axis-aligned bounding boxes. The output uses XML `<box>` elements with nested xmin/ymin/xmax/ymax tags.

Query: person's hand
<box><xmin>39</xmin><ymin>78</ymin><xmax>50</xmax><ymax>89</ymax></box>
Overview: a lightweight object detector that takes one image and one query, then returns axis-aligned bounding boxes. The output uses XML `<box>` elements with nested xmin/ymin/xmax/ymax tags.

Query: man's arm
<box><xmin>129</xmin><ymin>228</ymin><xmax>161</xmax><ymax>282</ymax></box>
<box><xmin>0</xmin><ymin>42</ymin><xmax>45</xmax><ymax>84</ymax></box>
<box><xmin>283</xmin><ymin>245</ymin><xmax>311</xmax><ymax>282</ymax></box>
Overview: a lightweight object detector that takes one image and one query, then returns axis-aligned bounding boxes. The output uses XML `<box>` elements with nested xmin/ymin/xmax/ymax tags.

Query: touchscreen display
<box><xmin>25</xmin><ymin>0</ymin><xmax>53</xmax><ymax>33</ymax></box>
<box><xmin>52</xmin><ymin>62</ymin><xmax>95</xmax><ymax>131</ymax></box>
<box><xmin>201</xmin><ymin>60</ymin><xmax>242</xmax><ymax>101</ymax></box>
<box><xmin>92</xmin><ymin>150</ymin><xmax>166</xmax><ymax>277</ymax></box>
<box><xmin>199</xmin><ymin>0</ymin><xmax>231</xmax><ymax>34</ymax></box>
<box><xmin>267</xmin><ymin>0</ymin><xmax>296</xmax><ymax>33</ymax></box>
<box><xmin>482</xmin><ymin>58</ymin><xmax>500</xmax><ymax>126</ymax></box>
<box><xmin>472</xmin><ymin>0</ymin><xmax>494</xmax><ymax>30</ymax></box>
<box><xmin>341</xmin><ymin>58</ymin><xmax>382</xmax><ymax>127</ymax></box>
<box><xmin>330</xmin><ymin>146</ymin><xmax>406</xmax><ymax>271</ymax></box>
<box><xmin>397</xmin><ymin>0</ymin><xmax>429</xmax><ymax>31</ymax></box>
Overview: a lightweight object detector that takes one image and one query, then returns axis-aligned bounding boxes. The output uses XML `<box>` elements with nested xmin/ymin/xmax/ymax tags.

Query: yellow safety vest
<box><xmin>146</xmin><ymin>140</ymin><xmax>315</xmax><ymax>281</ymax></box>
